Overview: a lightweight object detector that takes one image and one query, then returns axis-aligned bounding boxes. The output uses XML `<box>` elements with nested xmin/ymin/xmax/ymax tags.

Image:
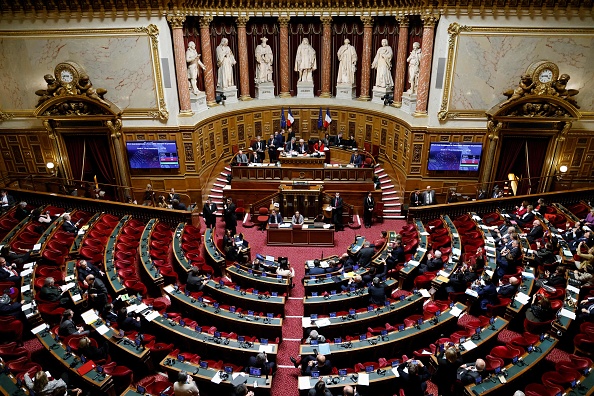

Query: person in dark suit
<box><xmin>410</xmin><ymin>189</ymin><xmax>423</xmax><ymax>207</ymax></box>
<box><xmin>202</xmin><ymin>198</ymin><xmax>217</xmax><ymax>229</ymax></box>
<box><xmin>268</xmin><ymin>209</ymin><xmax>283</xmax><ymax>224</ymax></box>
<box><xmin>308</xmin><ymin>380</ymin><xmax>332</xmax><ymax>396</ymax></box>
<box><xmin>495</xmin><ymin>240</ymin><xmax>521</xmax><ymax>279</ymax></box>
<box><xmin>0</xmin><ymin>296</ymin><xmax>22</xmax><ymax>317</ymax></box>
<box><xmin>457</xmin><ymin>359</ymin><xmax>486</xmax><ymax>385</ymax></box>
<box><xmin>77</xmin><ymin>260</ymin><xmax>104</xmax><ymax>285</ymax></box>
<box><xmin>297</xmin><ymin>139</ymin><xmax>309</xmax><ymax>154</ymax></box>
<box><xmin>274</xmin><ymin>130</ymin><xmax>284</xmax><ymax>149</ymax></box>
<box><xmin>349</xmin><ymin>149</ymin><xmax>362</xmax><ymax>167</ymax></box>
<box><xmin>39</xmin><ymin>277</ymin><xmax>70</xmax><ymax>306</ymax></box>
<box><xmin>419</xmin><ymin>250</ymin><xmax>443</xmax><ymax>274</ymax></box>
<box><xmin>476</xmin><ymin>279</ymin><xmax>498</xmax><ymax>313</ymax></box>
<box><xmin>223</xmin><ymin>198</ymin><xmax>237</xmax><ymax>236</ymax></box>
<box><xmin>267</xmin><ymin>133</ymin><xmax>278</xmax><ymax>162</ymax></box>
<box><xmin>117</xmin><ymin>308</ymin><xmax>142</xmax><ymax>331</ymax></box>
<box><xmin>497</xmin><ymin>276</ymin><xmax>520</xmax><ymax>298</ymax></box>
<box><xmin>287</xmin><ymin>127</ymin><xmax>296</xmax><ymax>143</ymax></box>
<box><xmin>102</xmin><ymin>303</ymin><xmax>118</xmax><ymax>323</ymax></box>
<box><xmin>61</xmin><ymin>214</ymin><xmax>81</xmax><ymax>233</ymax></box>
<box><xmin>348</xmin><ymin>134</ymin><xmax>358</xmax><ymax>149</ymax></box>
<box><xmin>368</xmin><ymin>277</ymin><xmax>386</xmax><ymax>305</ymax></box>
<box><xmin>331</xmin><ymin>192</ymin><xmax>344</xmax><ymax>231</ymax></box>
<box><xmin>363</xmin><ymin>192</ymin><xmax>375</xmax><ymax>228</ymax></box>
<box><xmin>251</xmin><ymin>135</ymin><xmax>266</xmax><ymax>162</ymax></box>
<box><xmin>246</xmin><ymin>352</ymin><xmax>276</xmax><ymax>376</ymax></box>
<box><xmin>85</xmin><ymin>275</ymin><xmax>108</xmax><ymax>312</ymax></box>
<box><xmin>171</xmin><ymin>199</ymin><xmax>187</xmax><ymax>211</ymax></box>
<box><xmin>397</xmin><ymin>360</ymin><xmax>431</xmax><ymax>395</ymax></box>
<box><xmin>386</xmin><ymin>240</ymin><xmax>405</xmax><ymax>271</ymax></box>
<box><xmin>446</xmin><ymin>263</ymin><xmax>479</xmax><ymax>294</ymax></box>
<box><xmin>249</xmin><ymin>149</ymin><xmax>262</xmax><ymax>163</ymax></box>
<box><xmin>357</xmin><ymin>241</ymin><xmax>375</xmax><ymax>268</ymax></box>
<box><xmin>186</xmin><ymin>267</ymin><xmax>208</xmax><ymax>292</ymax></box>
<box><xmin>523</xmin><ymin>219</ymin><xmax>544</xmax><ymax>244</ymax></box>
<box><xmin>433</xmin><ymin>346</ymin><xmax>463</xmax><ymax>396</ymax></box>
<box><xmin>298</xmin><ymin>354</ymin><xmax>333</xmax><ymax>376</ymax></box>
<box><xmin>337</xmin><ymin>253</ymin><xmax>355</xmax><ymax>272</ymax></box>
<box><xmin>58</xmin><ymin>309</ymin><xmax>89</xmax><ymax>336</ymax></box>
<box><xmin>536</xmin><ymin>198</ymin><xmax>548</xmax><ymax>215</ymax></box>
<box><xmin>0</xmin><ymin>190</ymin><xmax>15</xmax><ymax>211</ymax></box>
<box><xmin>307</xmin><ymin>259</ymin><xmax>326</xmax><ymax>275</ymax></box>
<box><xmin>285</xmin><ymin>137</ymin><xmax>297</xmax><ymax>152</ymax></box>
<box><xmin>167</xmin><ymin>188</ymin><xmax>180</xmax><ymax>205</ymax></box>
<box><xmin>0</xmin><ymin>257</ymin><xmax>21</xmax><ymax>284</ymax></box>
<box><xmin>422</xmin><ymin>186</ymin><xmax>437</xmax><ymax>205</ymax></box>
<box><xmin>78</xmin><ymin>337</ymin><xmax>109</xmax><ymax>361</ymax></box>
<box><xmin>514</xmin><ymin>205</ymin><xmax>535</xmax><ymax>228</ymax></box>
<box><xmin>14</xmin><ymin>202</ymin><xmax>30</xmax><ymax>221</ymax></box>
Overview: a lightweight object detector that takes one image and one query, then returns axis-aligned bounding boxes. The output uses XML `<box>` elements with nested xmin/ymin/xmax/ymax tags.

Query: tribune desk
<box><xmin>278</xmin><ymin>155</ymin><xmax>325</xmax><ymax>168</ymax></box>
<box><xmin>267</xmin><ymin>224</ymin><xmax>334</xmax><ymax>247</ymax></box>
<box><xmin>201</xmin><ymin>278</ymin><xmax>286</xmax><ymax>315</ymax></box>
<box><xmin>0</xmin><ymin>370</ymin><xmax>29</xmax><ymax>396</ymax></box>
<box><xmin>431</xmin><ymin>216</ymin><xmax>461</xmax><ymax>290</ymax></box>
<box><xmin>226</xmin><ymin>263</ymin><xmax>291</xmax><ymax>294</ymax></box>
<box><xmin>139</xmin><ymin>219</ymin><xmax>164</xmax><ymax>288</ymax></box>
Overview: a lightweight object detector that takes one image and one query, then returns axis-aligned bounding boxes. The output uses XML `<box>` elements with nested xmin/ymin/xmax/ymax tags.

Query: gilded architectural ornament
<box><xmin>360</xmin><ymin>16</ymin><xmax>374</xmax><ymax>26</ymax></box>
<box><xmin>200</xmin><ymin>16</ymin><xmax>214</xmax><ymax>28</ymax></box>
<box><xmin>277</xmin><ymin>16</ymin><xmax>290</xmax><ymax>27</ymax></box>
<box><xmin>135</xmin><ymin>24</ymin><xmax>160</xmax><ymax>49</ymax></box>
<box><xmin>446</xmin><ymin>22</ymin><xmax>472</xmax><ymax>50</ymax></box>
<box><xmin>236</xmin><ymin>16</ymin><xmax>250</xmax><ymax>27</ymax></box>
<box><xmin>420</xmin><ymin>14</ymin><xmax>439</xmax><ymax>27</ymax></box>
<box><xmin>486</xmin><ymin>119</ymin><xmax>501</xmax><ymax>141</ymax></box>
<box><xmin>148</xmin><ymin>98</ymin><xmax>170</xmax><ymax>121</ymax></box>
<box><xmin>0</xmin><ymin>112</ymin><xmax>14</xmax><ymax>122</ymax></box>
<box><xmin>166</xmin><ymin>15</ymin><xmax>186</xmax><ymax>28</ymax></box>
<box><xmin>395</xmin><ymin>15</ymin><xmax>409</xmax><ymax>27</ymax></box>
<box><xmin>107</xmin><ymin>118</ymin><xmax>123</xmax><ymax>139</ymax></box>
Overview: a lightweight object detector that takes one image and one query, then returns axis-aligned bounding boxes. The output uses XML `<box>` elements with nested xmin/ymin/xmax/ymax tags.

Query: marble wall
<box><xmin>0</xmin><ymin>32</ymin><xmax>157</xmax><ymax>113</ymax></box>
<box><xmin>450</xmin><ymin>32</ymin><xmax>594</xmax><ymax>112</ymax></box>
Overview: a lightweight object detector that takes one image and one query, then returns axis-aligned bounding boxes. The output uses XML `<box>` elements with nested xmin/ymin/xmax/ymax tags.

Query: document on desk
<box><xmin>514</xmin><ymin>292</ymin><xmax>530</xmax><ymax>305</ymax></box>
<box><xmin>81</xmin><ymin>309</ymin><xmax>99</xmax><ymax>324</ymax></box>
<box><xmin>417</xmin><ymin>247</ymin><xmax>427</xmax><ymax>253</ymax></box>
<box><xmin>567</xmin><ymin>284</ymin><xmax>580</xmax><ymax>294</ymax></box>
<box><xmin>521</xmin><ymin>271</ymin><xmax>535</xmax><ymax>279</ymax></box>
<box><xmin>96</xmin><ymin>324</ymin><xmax>110</xmax><ymax>335</ymax></box>
<box><xmin>357</xmin><ymin>373</ymin><xmax>369</xmax><ymax>386</ymax></box>
<box><xmin>144</xmin><ymin>310</ymin><xmax>160</xmax><ymax>322</ymax></box>
<box><xmin>391</xmin><ymin>367</ymin><xmax>400</xmax><ymax>377</ymax></box>
<box><xmin>32</xmin><ymin>323</ymin><xmax>48</xmax><ymax>335</ymax></box>
<box><xmin>418</xmin><ymin>289</ymin><xmax>431</xmax><ymax>298</ymax></box>
<box><xmin>33</xmin><ymin>243</ymin><xmax>42</xmax><ymax>251</ymax></box>
<box><xmin>560</xmin><ymin>308</ymin><xmax>576</xmax><ymax>320</ymax></box>
<box><xmin>461</xmin><ymin>340</ymin><xmax>478</xmax><ymax>351</ymax></box>
<box><xmin>465</xmin><ymin>289</ymin><xmax>478</xmax><ymax>298</ymax></box>
<box><xmin>449</xmin><ymin>306</ymin><xmax>463</xmax><ymax>317</ymax></box>
<box><xmin>318</xmin><ymin>343</ymin><xmax>331</xmax><ymax>355</ymax></box>
<box><xmin>420</xmin><ymin>232</ymin><xmax>430</xmax><ymax>236</ymax></box>
<box><xmin>72</xmin><ymin>294</ymin><xmax>82</xmax><ymax>302</ymax></box>
<box><xmin>258</xmin><ymin>344</ymin><xmax>274</xmax><ymax>353</ymax></box>
<box><xmin>298</xmin><ymin>376</ymin><xmax>312</xmax><ymax>389</ymax></box>
<box><xmin>315</xmin><ymin>318</ymin><xmax>332</xmax><ymax>328</ymax></box>
<box><xmin>211</xmin><ymin>372</ymin><xmax>223</xmax><ymax>384</ymax></box>
<box><xmin>408</xmin><ymin>260</ymin><xmax>419</xmax><ymax>267</ymax></box>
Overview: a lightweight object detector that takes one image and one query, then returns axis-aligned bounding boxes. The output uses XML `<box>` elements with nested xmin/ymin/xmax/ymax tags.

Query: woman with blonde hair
<box><xmin>24</xmin><ymin>370</ymin><xmax>67</xmax><ymax>396</ymax></box>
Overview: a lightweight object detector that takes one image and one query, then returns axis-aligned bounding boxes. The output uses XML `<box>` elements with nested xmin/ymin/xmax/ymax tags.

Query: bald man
<box><xmin>458</xmin><ymin>358</ymin><xmax>486</xmax><ymax>385</ymax></box>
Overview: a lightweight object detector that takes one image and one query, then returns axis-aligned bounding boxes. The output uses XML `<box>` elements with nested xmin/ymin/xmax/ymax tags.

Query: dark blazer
<box><xmin>349</xmin><ymin>154</ymin><xmax>362</xmax><ymax>166</ymax></box>
<box><xmin>422</xmin><ymin>190</ymin><xmax>437</xmax><ymax>205</ymax></box>
<box><xmin>515</xmin><ymin>212</ymin><xmax>535</xmax><ymax>227</ymax></box>
<box><xmin>202</xmin><ymin>202</ymin><xmax>218</xmax><ymax>228</ymax></box>
<box><xmin>39</xmin><ymin>285</ymin><xmax>63</xmax><ymax>302</ymax></box>
<box><xmin>497</xmin><ymin>283</ymin><xmax>518</xmax><ymax>298</ymax></box>
<box><xmin>59</xmin><ymin>319</ymin><xmax>78</xmax><ymax>336</ymax></box>
<box><xmin>62</xmin><ymin>220</ymin><xmax>78</xmax><ymax>233</ymax></box>
<box><xmin>364</xmin><ymin>196</ymin><xmax>375</xmax><ymax>212</ymax></box>
<box><xmin>297</xmin><ymin>143</ymin><xmax>309</xmax><ymax>154</ymax></box>
<box><xmin>368</xmin><ymin>284</ymin><xmax>386</xmax><ymax>305</ymax></box>
<box><xmin>526</xmin><ymin>225</ymin><xmax>544</xmax><ymax>243</ymax></box>
<box><xmin>268</xmin><ymin>213</ymin><xmax>283</xmax><ymax>224</ymax></box>
<box><xmin>308</xmin><ymin>266</ymin><xmax>326</xmax><ymax>275</ymax></box>
<box><xmin>397</xmin><ymin>362</ymin><xmax>430</xmax><ymax>395</ymax></box>
<box><xmin>357</xmin><ymin>247</ymin><xmax>375</xmax><ymax>267</ymax></box>
<box><xmin>410</xmin><ymin>192</ymin><xmax>423</xmax><ymax>207</ymax></box>
<box><xmin>77</xmin><ymin>263</ymin><xmax>102</xmax><ymax>283</ymax></box>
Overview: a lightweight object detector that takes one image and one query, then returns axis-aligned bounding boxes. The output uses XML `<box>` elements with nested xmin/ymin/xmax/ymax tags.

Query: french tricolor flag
<box><xmin>287</xmin><ymin>108</ymin><xmax>294</xmax><ymax>127</ymax></box>
<box><xmin>323</xmin><ymin>108</ymin><xmax>332</xmax><ymax>128</ymax></box>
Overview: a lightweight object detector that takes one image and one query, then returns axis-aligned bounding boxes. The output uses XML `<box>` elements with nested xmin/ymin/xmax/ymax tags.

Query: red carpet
<box><xmin>211</xmin><ymin>217</ymin><xmax>406</xmax><ymax>396</ymax></box>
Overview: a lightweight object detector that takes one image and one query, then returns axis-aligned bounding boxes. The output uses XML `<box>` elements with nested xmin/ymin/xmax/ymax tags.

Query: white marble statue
<box><xmin>255</xmin><ymin>37</ymin><xmax>274</xmax><ymax>83</ymax></box>
<box><xmin>216</xmin><ymin>37</ymin><xmax>236</xmax><ymax>89</ymax></box>
<box><xmin>294</xmin><ymin>38</ymin><xmax>317</xmax><ymax>83</ymax></box>
<box><xmin>407</xmin><ymin>42</ymin><xmax>422</xmax><ymax>94</ymax></box>
<box><xmin>371</xmin><ymin>39</ymin><xmax>394</xmax><ymax>89</ymax></box>
<box><xmin>186</xmin><ymin>41</ymin><xmax>206</xmax><ymax>94</ymax></box>
<box><xmin>337</xmin><ymin>38</ymin><xmax>358</xmax><ymax>85</ymax></box>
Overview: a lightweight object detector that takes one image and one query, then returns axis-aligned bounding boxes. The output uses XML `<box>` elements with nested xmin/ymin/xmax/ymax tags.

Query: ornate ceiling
<box><xmin>0</xmin><ymin>0</ymin><xmax>592</xmax><ymax>18</ymax></box>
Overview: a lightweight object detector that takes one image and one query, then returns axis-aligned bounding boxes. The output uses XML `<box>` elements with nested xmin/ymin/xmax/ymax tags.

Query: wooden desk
<box><xmin>267</xmin><ymin>225</ymin><xmax>334</xmax><ymax>247</ymax></box>
<box><xmin>0</xmin><ymin>371</ymin><xmax>29</xmax><ymax>396</ymax></box>
<box><xmin>64</xmin><ymin>260</ymin><xmax>84</xmax><ymax>307</ymax></box>
<box><xmin>104</xmin><ymin>216</ymin><xmax>129</xmax><ymax>295</ymax></box>
<box><xmin>278</xmin><ymin>155</ymin><xmax>325</xmax><ymax>168</ymax></box>
<box><xmin>201</xmin><ymin>279</ymin><xmax>286</xmax><ymax>315</ymax></box>
<box><xmin>172</xmin><ymin>222</ymin><xmax>192</xmax><ymax>273</ymax></box>
<box><xmin>398</xmin><ymin>219</ymin><xmax>429</xmax><ymax>289</ymax></box>
<box><xmin>226</xmin><ymin>263</ymin><xmax>291</xmax><ymax>294</ymax></box>
<box><xmin>464</xmin><ymin>336</ymin><xmax>557</xmax><ymax>395</ymax></box>
<box><xmin>164</xmin><ymin>285</ymin><xmax>283</xmax><ymax>339</ymax></box>
<box><xmin>139</xmin><ymin>219</ymin><xmax>164</xmax><ymax>287</ymax></box>
<box><xmin>70</xmin><ymin>213</ymin><xmax>101</xmax><ymax>255</ymax></box>
<box><xmin>36</xmin><ymin>328</ymin><xmax>115</xmax><ymax>396</ymax></box>
<box><xmin>203</xmin><ymin>228</ymin><xmax>225</xmax><ymax>267</ymax></box>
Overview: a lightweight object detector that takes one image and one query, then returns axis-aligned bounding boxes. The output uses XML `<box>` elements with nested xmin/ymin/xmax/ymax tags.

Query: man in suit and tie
<box><xmin>268</xmin><ymin>209</ymin><xmax>283</xmax><ymax>225</ymax></box>
<box><xmin>62</xmin><ymin>213</ymin><xmax>81</xmax><ymax>234</ymax></box>
<box><xmin>511</xmin><ymin>205</ymin><xmax>535</xmax><ymax>228</ymax></box>
<box><xmin>410</xmin><ymin>189</ymin><xmax>423</xmax><ymax>207</ymax></box>
<box><xmin>274</xmin><ymin>130</ymin><xmax>284</xmax><ymax>149</ymax></box>
<box><xmin>251</xmin><ymin>135</ymin><xmax>266</xmax><ymax>162</ymax></box>
<box><xmin>522</xmin><ymin>219</ymin><xmax>544</xmax><ymax>244</ymax></box>
<box><xmin>363</xmin><ymin>192</ymin><xmax>375</xmax><ymax>228</ymax></box>
<box><xmin>202</xmin><ymin>197</ymin><xmax>217</xmax><ymax>229</ymax></box>
<box><xmin>331</xmin><ymin>192</ymin><xmax>344</xmax><ymax>231</ymax></box>
<box><xmin>249</xmin><ymin>148</ymin><xmax>262</xmax><ymax>163</ymax></box>
<box><xmin>497</xmin><ymin>276</ymin><xmax>520</xmax><ymax>298</ymax></box>
<box><xmin>0</xmin><ymin>257</ymin><xmax>21</xmax><ymax>284</ymax></box>
<box><xmin>422</xmin><ymin>186</ymin><xmax>437</xmax><ymax>205</ymax></box>
<box><xmin>349</xmin><ymin>149</ymin><xmax>362</xmax><ymax>167</ymax></box>
<box><xmin>267</xmin><ymin>133</ymin><xmax>278</xmax><ymax>162</ymax></box>
<box><xmin>297</xmin><ymin>139</ymin><xmax>309</xmax><ymax>155</ymax></box>
<box><xmin>235</xmin><ymin>150</ymin><xmax>248</xmax><ymax>165</ymax></box>
<box><xmin>223</xmin><ymin>198</ymin><xmax>237</xmax><ymax>236</ymax></box>
<box><xmin>357</xmin><ymin>241</ymin><xmax>375</xmax><ymax>267</ymax></box>
<box><xmin>285</xmin><ymin>137</ymin><xmax>297</xmax><ymax>153</ymax></box>
<box><xmin>167</xmin><ymin>188</ymin><xmax>180</xmax><ymax>205</ymax></box>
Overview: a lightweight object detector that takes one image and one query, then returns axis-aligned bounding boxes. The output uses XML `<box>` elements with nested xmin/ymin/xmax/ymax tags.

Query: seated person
<box><xmin>285</xmin><ymin>137</ymin><xmax>297</xmax><ymax>153</ymax></box>
<box><xmin>305</xmin><ymin>329</ymin><xmax>326</xmax><ymax>344</ymax></box>
<box><xmin>312</xmin><ymin>139</ymin><xmax>325</xmax><ymax>154</ymax></box>
<box><xmin>513</xmin><ymin>205</ymin><xmax>535</xmax><ymax>228</ymax></box>
<box><xmin>102</xmin><ymin>303</ymin><xmax>118</xmax><ymax>323</ymax></box>
<box><xmin>276</xmin><ymin>261</ymin><xmax>295</xmax><ymax>279</ymax></box>
<box><xmin>234</xmin><ymin>150</ymin><xmax>249</xmax><ymax>164</ymax></box>
<box><xmin>374</xmin><ymin>231</ymin><xmax>388</xmax><ymax>251</ymax></box>
<box><xmin>397</xmin><ymin>359</ymin><xmax>430</xmax><ymax>395</ymax></box>
<box><xmin>495</xmin><ymin>240</ymin><xmax>521</xmax><ymax>279</ymax></box>
<box><xmin>386</xmin><ymin>240</ymin><xmax>405</xmax><ymax>271</ymax></box>
<box><xmin>367</xmin><ymin>277</ymin><xmax>387</xmax><ymax>305</ymax></box>
<box><xmin>349</xmin><ymin>149</ymin><xmax>362</xmax><ymax>167</ymax></box>
<box><xmin>309</xmin><ymin>380</ymin><xmax>332</xmax><ymax>396</ymax></box>
<box><xmin>357</xmin><ymin>241</ymin><xmax>375</xmax><ymax>268</ymax></box>
<box><xmin>171</xmin><ymin>199</ymin><xmax>187</xmax><ymax>211</ymax></box>
<box><xmin>297</xmin><ymin>139</ymin><xmax>309</xmax><ymax>155</ymax></box>
<box><xmin>246</xmin><ymin>352</ymin><xmax>276</xmax><ymax>376</ymax></box>
<box><xmin>513</xmin><ymin>200</ymin><xmax>530</xmax><ymax>217</ymax></box>
<box><xmin>31</xmin><ymin>208</ymin><xmax>52</xmax><ymax>225</ymax></box>
<box><xmin>186</xmin><ymin>266</ymin><xmax>208</xmax><ymax>292</ymax></box>
<box><xmin>576</xmin><ymin>242</ymin><xmax>594</xmax><ymax>271</ymax></box>
<box><xmin>0</xmin><ymin>257</ymin><xmax>21</xmax><ymax>284</ymax></box>
<box><xmin>268</xmin><ymin>209</ymin><xmax>283</xmax><ymax>225</ymax></box>
<box><xmin>249</xmin><ymin>149</ymin><xmax>262</xmax><ymax>163</ymax></box>
<box><xmin>78</xmin><ymin>336</ymin><xmax>109</xmax><ymax>361</ymax></box>
<box><xmin>307</xmin><ymin>259</ymin><xmax>326</xmax><ymax>275</ymax></box>
<box><xmin>337</xmin><ymin>253</ymin><xmax>355</xmax><ymax>272</ymax></box>
<box><xmin>61</xmin><ymin>213</ymin><xmax>81</xmax><ymax>234</ymax></box>
<box><xmin>292</xmin><ymin>211</ymin><xmax>304</xmax><ymax>225</ymax></box>
<box><xmin>24</xmin><ymin>371</ymin><xmax>68</xmax><ymax>396</ymax></box>
<box><xmin>457</xmin><ymin>359</ymin><xmax>486</xmax><ymax>385</ymax></box>
<box><xmin>419</xmin><ymin>250</ymin><xmax>443</xmax><ymax>274</ymax></box>
<box><xmin>584</xmin><ymin>208</ymin><xmax>594</xmax><ymax>227</ymax></box>
<box><xmin>77</xmin><ymin>259</ymin><xmax>104</xmax><ymax>285</ymax></box>
<box><xmin>497</xmin><ymin>276</ymin><xmax>520</xmax><ymax>298</ymax></box>
<box><xmin>533</xmin><ymin>241</ymin><xmax>556</xmax><ymax>266</ymax></box>
<box><xmin>233</xmin><ymin>384</ymin><xmax>254</xmax><ymax>396</ymax></box>
<box><xmin>1</xmin><ymin>245</ymin><xmax>31</xmax><ymax>267</ymax></box>
<box><xmin>341</xmin><ymin>274</ymin><xmax>364</xmax><ymax>292</ymax></box>
<box><xmin>0</xmin><ymin>190</ymin><xmax>14</xmax><ymax>210</ymax></box>
<box><xmin>578</xmin><ymin>296</ymin><xmax>594</xmax><ymax>321</ymax></box>
<box><xmin>445</xmin><ymin>263</ymin><xmax>479</xmax><ymax>294</ymax></box>
<box><xmin>15</xmin><ymin>201</ymin><xmax>30</xmax><ymax>221</ymax></box>
<box><xmin>59</xmin><ymin>309</ymin><xmax>89</xmax><ymax>336</ymax></box>
<box><xmin>363</xmin><ymin>259</ymin><xmax>387</xmax><ymax>283</ymax></box>
<box><xmin>117</xmin><ymin>307</ymin><xmax>142</xmax><ymax>331</ymax></box>
<box><xmin>526</xmin><ymin>294</ymin><xmax>554</xmax><ymax>322</ymax></box>
<box><xmin>0</xmin><ymin>294</ymin><xmax>22</xmax><ymax>317</ymax></box>
<box><xmin>291</xmin><ymin>353</ymin><xmax>333</xmax><ymax>376</ymax></box>
<box><xmin>522</xmin><ymin>219</ymin><xmax>544</xmax><ymax>244</ymax></box>
<box><xmin>563</xmin><ymin>221</ymin><xmax>584</xmax><ymax>244</ymax></box>
<box><xmin>39</xmin><ymin>277</ymin><xmax>70</xmax><ymax>306</ymax></box>
<box><xmin>474</xmin><ymin>277</ymin><xmax>497</xmax><ymax>313</ymax></box>
<box><xmin>535</xmin><ymin>266</ymin><xmax>566</xmax><ymax>288</ymax></box>
<box><xmin>347</xmin><ymin>134</ymin><xmax>358</xmax><ymax>149</ymax></box>
<box><xmin>174</xmin><ymin>371</ymin><xmax>200</xmax><ymax>396</ymax></box>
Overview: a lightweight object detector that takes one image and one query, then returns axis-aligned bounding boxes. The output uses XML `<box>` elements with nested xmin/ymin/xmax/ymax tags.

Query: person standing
<box><xmin>331</xmin><ymin>192</ymin><xmax>344</xmax><ymax>231</ymax></box>
<box><xmin>363</xmin><ymin>191</ymin><xmax>375</xmax><ymax>228</ymax></box>
<box><xmin>85</xmin><ymin>275</ymin><xmax>108</xmax><ymax>312</ymax></box>
<box><xmin>294</xmin><ymin>38</ymin><xmax>317</xmax><ymax>82</ymax></box>
<box><xmin>251</xmin><ymin>135</ymin><xmax>266</xmax><ymax>162</ymax></box>
<box><xmin>202</xmin><ymin>198</ymin><xmax>217</xmax><ymax>229</ymax></box>
<box><xmin>410</xmin><ymin>189</ymin><xmax>423</xmax><ymax>207</ymax></box>
<box><xmin>422</xmin><ymin>186</ymin><xmax>437</xmax><ymax>205</ymax></box>
<box><xmin>216</xmin><ymin>37</ymin><xmax>236</xmax><ymax>89</ymax></box>
<box><xmin>267</xmin><ymin>133</ymin><xmax>278</xmax><ymax>162</ymax></box>
<box><xmin>223</xmin><ymin>198</ymin><xmax>237</xmax><ymax>236</ymax></box>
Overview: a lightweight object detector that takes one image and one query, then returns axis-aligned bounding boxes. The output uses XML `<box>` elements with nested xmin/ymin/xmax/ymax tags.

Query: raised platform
<box><xmin>267</xmin><ymin>225</ymin><xmax>334</xmax><ymax>246</ymax></box>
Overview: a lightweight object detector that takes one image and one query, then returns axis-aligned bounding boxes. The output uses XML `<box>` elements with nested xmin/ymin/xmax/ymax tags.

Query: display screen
<box><xmin>427</xmin><ymin>142</ymin><xmax>482</xmax><ymax>171</ymax></box>
<box><xmin>126</xmin><ymin>140</ymin><xmax>180</xmax><ymax>169</ymax></box>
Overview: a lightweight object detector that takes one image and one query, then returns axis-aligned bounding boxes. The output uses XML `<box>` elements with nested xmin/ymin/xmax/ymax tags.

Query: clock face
<box><xmin>60</xmin><ymin>69</ymin><xmax>74</xmax><ymax>83</ymax></box>
<box><xmin>539</xmin><ymin>69</ymin><xmax>553</xmax><ymax>83</ymax></box>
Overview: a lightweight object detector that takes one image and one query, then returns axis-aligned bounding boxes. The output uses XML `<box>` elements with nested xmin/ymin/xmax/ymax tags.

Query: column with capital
<box><xmin>236</xmin><ymin>16</ymin><xmax>252</xmax><ymax>101</ymax></box>
<box><xmin>320</xmin><ymin>16</ymin><xmax>333</xmax><ymax>98</ymax></box>
<box><xmin>415</xmin><ymin>14</ymin><xmax>438</xmax><ymax>115</ymax></box>
<box><xmin>167</xmin><ymin>15</ymin><xmax>193</xmax><ymax>114</ymax></box>
<box><xmin>199</xmin><ymin>16</ymin><xmax>217</xmax><ymax>107</ymax></box>
<box><xmin>392</xmin><ymin>16</ymin><xmax>409</xmax><ymax>107</ymax></box>
<box><xmin>358</xmin><ymin>16</ymin><xmax>374</xmax><ymax>101</ymax></box>
<box><xmin>278</xmin><ymin>16</ymin><xmax>291</xmax><ymax>98</ymax></box>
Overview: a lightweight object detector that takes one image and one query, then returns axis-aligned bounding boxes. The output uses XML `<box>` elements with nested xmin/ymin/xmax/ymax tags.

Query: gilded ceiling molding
<box><xmin>0</xmin><ymin>111</ymin><xmax>15</xmax><ymax>122</ymax></box>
